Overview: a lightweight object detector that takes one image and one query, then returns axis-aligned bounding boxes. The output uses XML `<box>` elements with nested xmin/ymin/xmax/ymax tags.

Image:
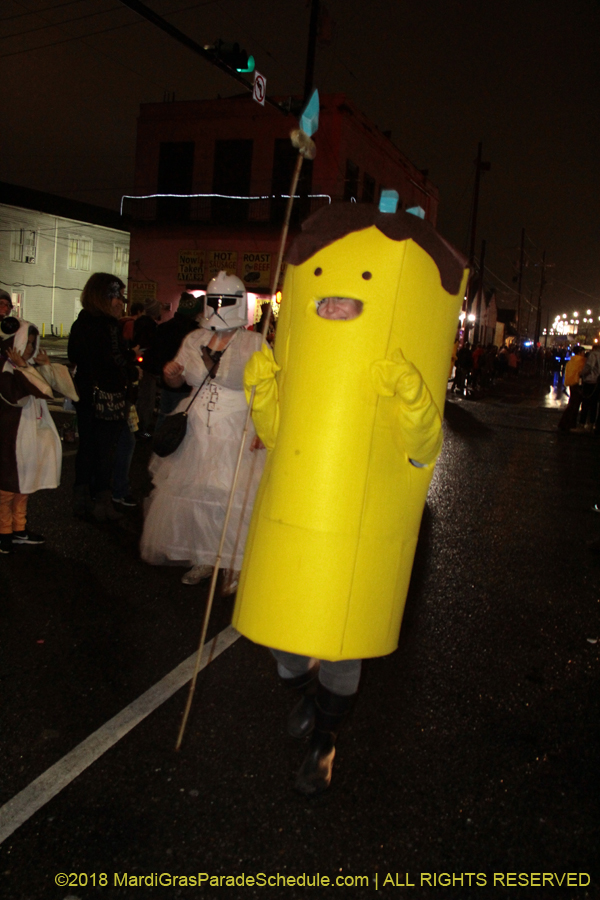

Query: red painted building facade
<box><xmin>126</xmin><ymin>93</ymin><xmax>440</xmax><ymax>320</ymax></box>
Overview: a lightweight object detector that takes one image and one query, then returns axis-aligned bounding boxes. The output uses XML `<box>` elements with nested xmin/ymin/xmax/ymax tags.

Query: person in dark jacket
<box><xmin>142</xmin><ymin>291</ymin><xmax>203</xmax><ymax>431</ymax></box>
<box><xmin>453</xmin><ymin>341</ymin><xmax>473</xmax><ymax>395</ymax></box>
<box><xmin>68</xmin><ymin>273</ymin><xmax>139</xmax><ymax>521</ymax></box>
<box><xmin>134</xmin><ymin>297</ymin><xmax>163</xmax><ymax>436</ymax></box>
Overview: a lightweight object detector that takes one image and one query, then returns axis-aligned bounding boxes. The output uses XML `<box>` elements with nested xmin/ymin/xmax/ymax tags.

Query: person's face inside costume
<box><xmin>22</xmin><ymin>334</ymin><xmax>37</xmax><ymax>362</ymax></box>
<box><xmin>316</xmin><ymin>298</ymin><xmax>363</xmax><ymax>320</ymax></box>
<box><xmin>0</xmin><ymin>298</ymin><xmax>11</xmax><ymax>318</ymax></box>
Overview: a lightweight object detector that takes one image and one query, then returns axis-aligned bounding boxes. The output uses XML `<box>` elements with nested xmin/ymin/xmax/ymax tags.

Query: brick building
<box><xmin>125</xmin><ymin>93</ymin><xmax>440</xmax><ymax>322</ymax></box>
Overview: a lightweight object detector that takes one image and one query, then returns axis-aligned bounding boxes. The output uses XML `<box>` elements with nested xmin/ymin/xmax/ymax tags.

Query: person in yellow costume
<box><xmin>233</xmin><ymin>199</ymin><xmax>468</xmax><ymax>794</ymax></box>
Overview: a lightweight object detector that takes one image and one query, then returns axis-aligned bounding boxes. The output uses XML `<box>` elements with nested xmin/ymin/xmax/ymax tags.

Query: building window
<box><xmin>343</xmin><ymin>160</ymin><xmax>359</xmax><ymax>202</ymax></box>
<box><xmin>362</xmin><ymin>173</ymin><xmax>375</xmax><ymax>204</ymax></box>
<box><xmin>68</xmin><ymin>236</ymin><xmax>92</xmax><ymax>271</ymax></box>
<box><xmin>11</xmin><ymin>229</ymin><xmax>37</xmax><ymax>264</ymax></box>
<box><xmin>11</xmin><ymin>291</ymin><xmax>24</xmax><ymax>318</ymax></box>
<box><xmin>212</xmin><ymin>139</ymin><xmax>253</xmax><ymax>225</ymax></box>
<box><xmin>113</xmin><ymin>245</ymin><xmax>130</xmax><ymax>277</ymax></box>
<box><xmin>157</xmin><ymin>141</ymin><xmax>195</xmax><ymax>221</ymax></box>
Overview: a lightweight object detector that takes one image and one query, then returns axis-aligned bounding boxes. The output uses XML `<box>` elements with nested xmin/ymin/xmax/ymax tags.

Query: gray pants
<box><xmin>271</xmin><ymin>648</ymin><xmax>361</xmax><ymax>696</ymax></box>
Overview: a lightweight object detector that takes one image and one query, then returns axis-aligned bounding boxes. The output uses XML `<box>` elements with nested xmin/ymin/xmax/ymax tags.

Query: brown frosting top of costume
<box><xmin>286</xmin><ymin>203</ymin><xmax>467</xmax><ymax>295</ymax></box>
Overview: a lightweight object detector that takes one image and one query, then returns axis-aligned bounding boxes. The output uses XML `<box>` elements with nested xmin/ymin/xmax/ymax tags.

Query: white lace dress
<box><xmin>140</xmin><ymin>327</ymin><xmax>265</xmax><ymax>569</ymax></box>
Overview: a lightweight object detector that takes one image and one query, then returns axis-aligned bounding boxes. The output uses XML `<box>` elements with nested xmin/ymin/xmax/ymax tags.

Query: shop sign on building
<box><xmin>177</xmin><ymin>250</ymin><xmax>205</xmax><ymax>283</ymax></box>
<box><xmin>129</xmin><ymin>280</ymin><xmax>158</xmax><ymax>303</ymax></box>
<box><xmin>206</xmin><ymin>250</ymin><xmax>237</xmax><ymax>281</ymax></box>
<box><xmin>241</xmin><ymin>252</ymin><xmax>271</xmax><ymax>290</ymax></box>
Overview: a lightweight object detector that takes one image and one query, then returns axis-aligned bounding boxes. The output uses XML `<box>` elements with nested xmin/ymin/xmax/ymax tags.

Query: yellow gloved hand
<box><xmin>371</xmin><ymin>348</ymin><xmax>425</xmax><ymax>404</ymax></box>
<box><xmin>244</xmin><ymin>344</ymin><xmax>281</xmax><ymax>450</ymax></box>
<box><xmin>244</xmin><ymin>342</ymin><xmax>280</xmax><ymax>393</ymax></box>
<box><xmin>371</xmin><ymin>348</ymin><xmax>443</xmax><ymax>465</ymax></box>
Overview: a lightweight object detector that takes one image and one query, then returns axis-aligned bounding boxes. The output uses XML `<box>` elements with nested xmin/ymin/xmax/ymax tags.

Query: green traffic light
<box><xmin>236</xmin><ymin>54</ymin><xmax>255</xmax><ymax>74</ymax></box>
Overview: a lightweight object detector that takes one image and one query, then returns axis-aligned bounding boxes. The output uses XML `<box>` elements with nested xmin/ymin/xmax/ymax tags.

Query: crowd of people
<box><xmin>1</xmin><ymin>273</ymin><xmax>268</xmax><ymax>583</ymax></box>
<box><xmin>448</xmin><ymin>333</ymin><xmax>600</xmax><ymax>434</ymax></box>
<box><xmin>450</xmin><ymin>341</ymin><xmax>518</xmax><ymax>395</ymax></box>
<box><xmin>4</xmin><ymin>255</ymin><xmax>594</xmax><ymax>796</ymax></box>
<box><xmin>448</xmin><ymin>339</ymin><xmax>590</xmax><ymax>398</ymax></box>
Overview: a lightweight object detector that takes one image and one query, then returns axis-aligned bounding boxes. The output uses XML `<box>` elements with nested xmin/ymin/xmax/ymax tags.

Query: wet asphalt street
<box><xmin>1</xmin><ymin>374</ymin><xmax>599</xmax><ymax>900</ymax></box>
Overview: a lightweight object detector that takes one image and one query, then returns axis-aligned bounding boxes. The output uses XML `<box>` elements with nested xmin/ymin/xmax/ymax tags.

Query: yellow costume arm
<box><xmin>244</xmin><ymin>343</ymin><xmax>281</xmax><ymax>450</ymax></box>
<box><xmin>371</xmin><ymin>348</ymin><xmax>443</xmax><ymax>465</ymax></box>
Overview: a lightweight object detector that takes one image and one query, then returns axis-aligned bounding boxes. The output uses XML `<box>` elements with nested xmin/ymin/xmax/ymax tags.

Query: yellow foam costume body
<box><xmin>233</xmin><ymin>204</ymin><xmax>467</xmax><ymax>661</ymax></box>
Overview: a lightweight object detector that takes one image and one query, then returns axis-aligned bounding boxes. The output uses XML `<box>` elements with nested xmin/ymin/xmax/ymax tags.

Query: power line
<box><xmin>0</xmin><ymin>4</ymin><xmax>125</xmax><ymax>40</ymax></box>
<box><xmin>2</xmin><ymin>0</ymin><xmax>217</xmax><ymax>39</ymax></box>
<box><xmin>1</xmin><ymin>0</ymin><xmax>218</xmax><ymax>100</ymax></box>
<box><xmin>0</xmin><ymin>0</ymin><xmax>87</xmax><ymax>22</ymax></box>
<box><xmin>2</xmin><ymin>15</ymin><xmax>141</xmax><ymax>58</ymax></box>
<box><xmin>483</xmin><ymin>265</ymin><xmax>538</xmax><ymax>311</ymax></box>
<box><xmin>553</xmin><ymin>279</ymin><xmax>600</xmax><ymax>304</ymax></box>
<box><xmin>2</xmin><ymin>0</ymin><xmax>216</xmax><ymax>63</ymax></box>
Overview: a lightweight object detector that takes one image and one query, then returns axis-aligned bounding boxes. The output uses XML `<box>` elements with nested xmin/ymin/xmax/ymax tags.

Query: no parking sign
<box><xmin>253</xmin><ymin>71</ymin><xmax>266</xmax><ymax>106</ymax></box>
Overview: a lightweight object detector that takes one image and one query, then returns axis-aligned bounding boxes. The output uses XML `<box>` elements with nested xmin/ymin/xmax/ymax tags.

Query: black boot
<box><xmin>294</xmin><ymin>684</ymin><xmax>356</xmax><ymax>795</ymax></box>
<box><xmin>72</xmin><ymin>484</ymin><xmax>93</xmax><ymax>519</ymax></box>
<box><xmin>281</xmin><ymin>665</ymin><xmax>319</xmax><ymax>738</ymax></box>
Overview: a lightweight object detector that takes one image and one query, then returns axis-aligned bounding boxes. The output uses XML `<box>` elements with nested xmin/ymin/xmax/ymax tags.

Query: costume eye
<box><xmin>314</xmin><ymin>267</ymin><xmax>323</xmax><ymax>276</ymax></box>
<box><xmin>362</xmin><ymin>271</ymin><xmax>372</xmax><ymax>280</ymax></box>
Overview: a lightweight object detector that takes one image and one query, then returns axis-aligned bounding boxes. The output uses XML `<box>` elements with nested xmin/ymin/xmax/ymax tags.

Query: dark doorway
<box><xmin>343</xmin><ymin>159</ymin><xmax>359</xmax><ymax>202</ymax></box>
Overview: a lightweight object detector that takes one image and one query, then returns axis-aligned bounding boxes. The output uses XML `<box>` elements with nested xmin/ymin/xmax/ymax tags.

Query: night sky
<box><xmin>2</xmin><ymin>0</ymin><xmax>599</xmax><ymax>325</ymax></box>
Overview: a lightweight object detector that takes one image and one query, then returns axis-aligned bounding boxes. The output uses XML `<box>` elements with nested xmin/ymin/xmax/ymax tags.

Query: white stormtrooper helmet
<box><xmin>201</xmin><ymin>271</ymin><xmax>248</xmax><ymax>331</ymax></box>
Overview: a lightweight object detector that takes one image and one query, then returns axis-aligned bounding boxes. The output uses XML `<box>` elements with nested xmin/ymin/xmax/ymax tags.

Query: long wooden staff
<box><xmin>175</xmin><ymin>101</ymin><xmax>319</xmax><ymax>751</ymax></box>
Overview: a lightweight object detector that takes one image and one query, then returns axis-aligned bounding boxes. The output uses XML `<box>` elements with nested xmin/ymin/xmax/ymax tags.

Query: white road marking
<box><xmin>0</xmin><ymin>625</ymin><xmax>240</xmax><ymax>845</ymax></box>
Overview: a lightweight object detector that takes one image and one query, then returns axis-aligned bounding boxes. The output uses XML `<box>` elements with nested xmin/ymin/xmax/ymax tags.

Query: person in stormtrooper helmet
<box><xmin>201</xmin><ymin>271</ymin><xmax>249</xmax><ymax>331</ymax></box>
<box><xmin>140</xmin><ymin>270</ymin><xmax>267</xmax><ymax>590</ymax></box>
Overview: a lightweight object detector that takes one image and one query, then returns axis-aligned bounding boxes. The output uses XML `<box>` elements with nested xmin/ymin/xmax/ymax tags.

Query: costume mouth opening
<box><xmin>315</xmin><ymin>298</ymin><xmax>364</xmax><ymax>321</ymax></box>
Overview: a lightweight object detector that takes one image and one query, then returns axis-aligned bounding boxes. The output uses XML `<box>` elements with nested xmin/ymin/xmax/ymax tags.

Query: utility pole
<box><xmin>525</xmin><ymin>289</ymin><xmax>534</xmax><ymax>339</ymax></box>
<box><xmin>516</xmin><ymin>227</ymin><xmax>525</xmax><ymax>342</ymax></box>
<box><xmin>468</xmin><ymin>143</ymin><xmax>484</xmax><ymax>266</ymax></box>
<box><xmin>473</xmin><ymin>238</ymin><xmax>486</xmax><ymax>345</ymax></box>
<box><xmin>464</xmin><ymin>143</ymin><xmax>490</xmax><ymax>344</ymax></box>
<box><xmin>534</xmin><ymin>250</ymin><xmax>546</xmax><ymax>345</ymax></box>
<box><xmin>304</xmin><ymin>0</ymin><xmax>320</xmax><ymax>104</ymax></box>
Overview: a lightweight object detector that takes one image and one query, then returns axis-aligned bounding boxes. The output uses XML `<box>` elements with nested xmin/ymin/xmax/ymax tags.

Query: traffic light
<box><xmin>212</xmin><ymin>40</ymin><xmax>255</xmax><ymax>73</ymax></box>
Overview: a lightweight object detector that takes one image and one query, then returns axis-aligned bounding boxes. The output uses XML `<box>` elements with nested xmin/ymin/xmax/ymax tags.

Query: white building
<box><xmin>0</xmin><ymin>182</ymin><xmax>129</xmax><ymax>334</ymax></box>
